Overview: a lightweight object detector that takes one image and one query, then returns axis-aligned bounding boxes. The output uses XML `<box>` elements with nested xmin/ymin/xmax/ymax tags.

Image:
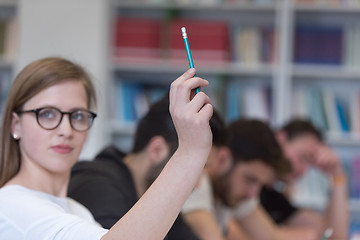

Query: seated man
<box><xmin>68</xmin><ymin>95</ymin><xmax>199</xmax><ymax>240</ymax></box>
<box><xmin>182</xmin><ymin>117</ymin><xmax>293</xmax><ymax>240</ymax></box>
<box><xmin>260</xmin><ymin>119</ymin><xmax>349</xmax><ymax>240</ymax></box>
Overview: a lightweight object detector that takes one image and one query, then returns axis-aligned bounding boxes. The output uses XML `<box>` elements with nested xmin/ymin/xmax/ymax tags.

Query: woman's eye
<box><xmin>72</xmin><ymin>111</ymin><xmax>86</xmax><ymax>121</ymax></box>
<box><xmin>39</xmin><ymin>109</ymin><xmax>56</xmax><ymax>119</ymax></box>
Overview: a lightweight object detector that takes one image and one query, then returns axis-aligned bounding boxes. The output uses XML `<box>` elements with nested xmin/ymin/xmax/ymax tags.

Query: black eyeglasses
<box><xmin>16</xmin><ymin>107</ymin><xmax>97</xmax><ymax>132</ymax></box>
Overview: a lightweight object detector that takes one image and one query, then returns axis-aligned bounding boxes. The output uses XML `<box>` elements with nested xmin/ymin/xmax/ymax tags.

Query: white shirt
<box><xmin>182</xmin><ymin>172</ymin><xmax>215</xmax><ymax>215</ymax></box>
<box><xmin>215</xmin><ymin>197</ymin><xmax>258</xmax><ymax>232</ymax></box>
<box><xmin>182</xmin><ymin>172</ymin><xmax>258</xmax><ymax>233</ymax></box>
<box><xmin>0</xmin><ymin>185</ymin><xmax>108</xmax><ymax>240</ymax></box>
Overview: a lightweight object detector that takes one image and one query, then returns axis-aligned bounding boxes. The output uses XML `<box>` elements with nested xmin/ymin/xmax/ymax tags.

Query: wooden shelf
<box><xmin>112</xmin><ymin>60</ymin><xmax>275</xmax><ymax>77</ymax></box>
<box><xmin>295</xmin><ymin>3</ymin><xmax>360</xmax><ymax>13</ymax></box>
<box><xmin>112</xmin><ymin>0</ymin><xmax>278</xmax><ymax>12</ymax></box>
<box><xmin>292</xmin><ymin>65</ymin><xmax>360</xmax><ymax>80</ymax></box>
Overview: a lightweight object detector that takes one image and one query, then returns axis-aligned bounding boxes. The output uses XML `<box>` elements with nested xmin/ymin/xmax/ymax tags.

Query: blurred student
<box><xmin>260</xmin><ymin>118</ymin><xmax>349</xmax><ymax>240</ymax></box>
<box><xmin>68</xmin><ymin>95</ymin><xmax>199</xmax><ymax>239</ymax></box>
<box><xmin>0</xmin><ymin>57</ymin><xmax>213</xmax><ymax>240</ymax></box>
<box><xmin>182</xmin><ymin>117</ymin><xmax>292</xmax><ymax>240</ymax></box>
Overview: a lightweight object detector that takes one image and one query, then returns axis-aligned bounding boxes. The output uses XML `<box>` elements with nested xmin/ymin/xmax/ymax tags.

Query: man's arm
<box><xmin>182</xmin><ymin>172</ymin><xmax>226</xmax><ymax>240</ymax></box>
<box><xmin>232</xmin><ymin>205</ymin><xmax>319</xmax><ymax>240</ymax></box>
<box><xmin>235</xmin><ymin>205</ymin><xmax>278</xmax><ymax>240</ymax></box>
<box><xmin>324</xmin><ymin>173</ymin><xmax>348</xmax><ymax>240</ymax></box>
<box><xmin>183</xmin><ymin>210</ymin><xmax>226</xmax><ymax>240</ymax></box>
<box><xmin>311</xmin><ymin>144</ymin><xmax>349</xmax><ymax>240</ymax></box>
<box><xmin>227</xmin><ymin>218</ymin><xmax>251</xmax><ymax>240</ymax></box>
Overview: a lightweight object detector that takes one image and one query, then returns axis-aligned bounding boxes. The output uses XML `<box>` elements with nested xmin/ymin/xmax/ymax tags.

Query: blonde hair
<box><xmin>0</xmin><ymin>57</ymin><xmax>97</xmax><ymax>187</ymax></box>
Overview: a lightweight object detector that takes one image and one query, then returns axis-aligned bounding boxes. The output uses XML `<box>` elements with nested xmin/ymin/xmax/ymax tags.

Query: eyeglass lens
<box><xmin>37</xmin><ymin>108</ymin><xmax>94</xmax><ymax>131</ymax></box>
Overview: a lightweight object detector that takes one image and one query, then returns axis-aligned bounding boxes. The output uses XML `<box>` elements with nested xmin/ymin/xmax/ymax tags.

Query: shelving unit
<box><xmin>109</xmin><ymin>0</ymin><xmax>360</xmax><ymax>230</ymax></box>
<box><xmin>109</xmin><ymin>0</ymin><xmax>284</xmax><ymax>151</ymax></box>
<box><xmin>287</xmin><ymin>1</ymin><xmax>360</xmax><ymax>223</ymax></box>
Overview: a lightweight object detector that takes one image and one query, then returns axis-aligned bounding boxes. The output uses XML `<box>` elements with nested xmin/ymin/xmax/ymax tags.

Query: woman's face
<box><xmin>12</xmin><ymin>80</ymin><xmax>89</xmax><ymax>176</ymax></box>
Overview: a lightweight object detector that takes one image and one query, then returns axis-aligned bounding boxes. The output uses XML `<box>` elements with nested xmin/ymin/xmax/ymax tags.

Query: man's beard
<box><xmin>145</xmin><ymin>155</ymin><xmax>170</xmax><ymax>189</ymax></box>
<box><xmin>212</xmin><ymin>171</ymin><xmax>234</xmax><ymax>207</ymax></box>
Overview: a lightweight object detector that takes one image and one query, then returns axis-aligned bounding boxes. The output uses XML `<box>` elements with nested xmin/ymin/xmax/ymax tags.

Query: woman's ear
<box><xmin>11</xmin><ymin>112</ymin><xmax>21</xmax><ymax>140</ymax></box>
<box><xmin>147</xmin><ymin>136</ymin><xmax>169</xmax><ymax>165</ymax></box>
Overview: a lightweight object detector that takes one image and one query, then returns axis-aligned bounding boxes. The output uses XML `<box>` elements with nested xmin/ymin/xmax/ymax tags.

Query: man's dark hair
<box><xmin>227</xmin><ymin>118</ymin><xmax>290</xmax><ymax>175</ymax></box>
<box><xmin>281</xmin><ymin>118</ymin><xmax>323</xmax><ymax>142</ymax></box>
<box><xmin>210</xmin><ymin>109</ymin><xmax>227</xmax><ymax>148</ymax></box>
<box><xmin>131</xmin><ymin>94</ymin><xmax>178</xmax><ymax>155</ymax></box>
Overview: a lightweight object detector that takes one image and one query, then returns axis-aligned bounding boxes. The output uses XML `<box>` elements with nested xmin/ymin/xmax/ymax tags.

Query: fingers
<box><xmin>170</xmin><ymin>68</ymin><xmax>196</xmax><ymax>106</ymax></box>
<box><xmin>169</xmin><ymin>68</ymin><xmax>213</xmax><ymax>155</ymax></box>
<box><xmin>191</xmin><ymin>92</ymin><xmax>213</xmax><ymax>120</ymax></box>
<box><xmin>170</xmin><ymin>68</ymin><xmax>209</xmax><ymax>108</ymax></box>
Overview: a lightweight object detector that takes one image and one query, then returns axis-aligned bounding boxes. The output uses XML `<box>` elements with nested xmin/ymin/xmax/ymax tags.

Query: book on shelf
<box><xmin>3</xmin><ymin>17</ymin><xmax>18</xmax><ymax>60</ymax></box>
<box><xmin>293</xmin><ymin>25</ymin><xmax>343</xmax><ymax>65</ymax></box>
<box><xmin>113</xmin><ymin>17</ymin><xmax>162</xmax><ymax>61</ymax></box>
<box><xmin>115</xmin><ymin>80</ymin><xmax>168</xmax><ymax>123</ymax></box>
<box><xmin>0</xmin><ymin>17</ymin><xmax>17</xmax><ymax>60</ymax></box>
<box><xmin>322</xmin><ymin>90</ymin><xmax>341</xmax><ymax>136</ymax></box>
<box><xmin>344</xmin><ymin>23</ymin><xmax>360</xmax><ymax>69</ymax></box>
<box><xmin>350</xmin><ymin>92</ymin><xmax>360</xmax><ymax>136</ymax></box>
<box><xmin>232</xmin><ymin>25</ymin><xmax>277</xmax><ymax>65</ymax></box>
<box><xmin>335</xmin><ymin>97</ymin><xmax>350</xmax><ymax>133</ymax></box>
<box><xmin>112</xmin><ymin>15</ymin><xmax>278</xmax><ymax>68</ymax></box>
<box><xmin>225</xmin><ymin>81</ymin><xmax>242</xmax><ymax>122</ymax></box>
<box><xmin>292</xmin><ymin>87</ymin><xmax>360</xmax><ymax>139</ymax></box>
<box><xmin>243</xmin><ymin>85</ymin><xmax>271</xmax><ymax>122</ymax></box>
<box><xmin>305</xmin><ymin>89</ymin><xmax>328</xmax><ymax>132</ymax></box>
<box><xmin>169</xmin><ymin>19</ymin><xmax>230</xmax><ymax>64</ymax></box>
<box><xmin>292</xmin><ymin>88</ymin><xmax>308</xmax><ymax>118</ymax></box>
<box><xmin>224</xmin><ymin>83</ymin><xmax>271</xmax><ymax>123</ymax></box>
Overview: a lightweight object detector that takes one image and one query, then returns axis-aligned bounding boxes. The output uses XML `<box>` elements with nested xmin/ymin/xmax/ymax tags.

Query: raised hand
<box><xmin>169</xmin><ymin>68</ymin><xmax>213</xmax><ymax>158</ymax></box>
<box><xmin>312</xmin><ymin>144</ymin><xmax>343</xmax><ymax>177</ymax></box>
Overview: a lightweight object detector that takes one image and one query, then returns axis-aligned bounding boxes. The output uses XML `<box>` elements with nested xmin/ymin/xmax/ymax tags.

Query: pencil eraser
<box><xmin>181</xmin><ymin>27</ymin><xmax>187</xmax><ymax>38</ymax></box>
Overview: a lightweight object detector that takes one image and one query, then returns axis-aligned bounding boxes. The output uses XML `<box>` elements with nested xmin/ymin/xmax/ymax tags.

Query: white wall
<box><xmin>17</xmin><ymin>0</ymin><xmax>111</xmax><ymax>159</ymax></box>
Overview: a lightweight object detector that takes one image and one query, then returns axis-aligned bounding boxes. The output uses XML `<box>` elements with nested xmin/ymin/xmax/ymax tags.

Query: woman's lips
<box><xmin>51</xmin><ymin>144</ymin><xmax>73</xmax><ymax>154</ymax></box>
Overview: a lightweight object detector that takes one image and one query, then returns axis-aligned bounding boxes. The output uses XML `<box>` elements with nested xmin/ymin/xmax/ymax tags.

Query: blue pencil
<box><xmin>181</xmin><ymin>27</ymin><xmax>200</xmax><ymax>94</ymax></box>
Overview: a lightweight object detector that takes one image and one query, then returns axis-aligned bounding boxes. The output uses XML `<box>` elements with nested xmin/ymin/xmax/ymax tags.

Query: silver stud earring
<box><xmin>13</xmin><ymin>133</ymin><xmax>19</xmax><ymax>140</ymax></box>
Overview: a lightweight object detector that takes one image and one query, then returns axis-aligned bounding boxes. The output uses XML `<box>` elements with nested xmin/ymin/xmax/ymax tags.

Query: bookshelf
<box><xmin>289</xmin><ymin>3</ymin><xmax>360</xmax><ymax>154</ymax></box>
<box><xmin>109</xmin><ymin>0</ymin><xmax>283</xmax><ymax>150</ymax></box>
<box><xmin>285</xmin><ymin>1</ymin><xmax>360</xmax><ymax>237</ymax></box>
<box><xmin>109</xmin><ymin>0</ymin><xmax>360</xmax><ymax>235</ymax></box>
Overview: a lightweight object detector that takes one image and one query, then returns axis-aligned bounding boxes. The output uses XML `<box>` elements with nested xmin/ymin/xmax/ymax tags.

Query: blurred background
<box><xmin>1</xmin><ymin>0</ymin><xmax>360</xmax><ymax>238</ymax></box>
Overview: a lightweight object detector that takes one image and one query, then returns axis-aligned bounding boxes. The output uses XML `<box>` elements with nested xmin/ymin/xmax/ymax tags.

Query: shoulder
<box><xmin>0</xmin><ymin>185</ymin><xmax>108</xmax><ymax>239</ymax></box>
<box><xmin>0</xmin><ymin>186</ymin><xmax>65</xmax><ymax>233</ymax></box>
<box><xmin>71</xmin><ymin>146</ymin><xmax>127</xmax><ymax>179</ymax></box>
<box><xmin>182</xmin><ymin>172</ymin><xmax>215</xmax><ymax>214</ymax></box>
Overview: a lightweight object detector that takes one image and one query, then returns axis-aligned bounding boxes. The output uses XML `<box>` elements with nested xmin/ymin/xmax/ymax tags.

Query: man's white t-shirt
<box><xmin>0</xmin><ymin>185</ymin><xmax>108</xmax><ymax>240</ymax></box>
<box><xmin>182</xmin><ymin>172</ymin><xmax>215</xmax><ymax>215</ymax></box>
<box><xmin>215</xmin><ymin>197</ymin><xmax>259</xmax><ymax>232</ymax></box>
<box><xmin>182</xmin><ymin>172</ymin><xmax>258</xmax><ymax>233</ymax></box>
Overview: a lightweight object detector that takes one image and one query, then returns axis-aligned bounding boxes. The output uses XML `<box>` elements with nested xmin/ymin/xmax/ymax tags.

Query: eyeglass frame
<box><xmin>16</xmin><ymin>107</ymin><xmax>97</xmax><ymax>132</ymax></box>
